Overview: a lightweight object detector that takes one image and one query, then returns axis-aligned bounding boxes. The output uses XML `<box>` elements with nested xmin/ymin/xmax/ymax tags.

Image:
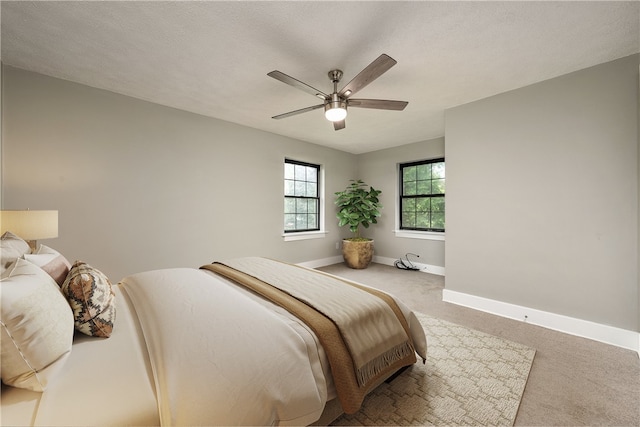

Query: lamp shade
<box><xmin>324</xmin><ymin>106</ymin><xmax>347</xmax><ymax>122</ymax></box>
<box><xmin>0</xmin><ymin>210</ymin><xmax>58</xmax><ymax>240</ymax></box>
<box><xmin>324</xmin><ymin>101</ymin><xmax>348</xmax><ymax>122</ymax></box>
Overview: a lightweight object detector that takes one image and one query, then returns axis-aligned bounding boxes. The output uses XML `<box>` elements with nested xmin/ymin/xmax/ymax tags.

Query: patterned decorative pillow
<box><xmin>23</xmin><ymin>245</ymin><xmax>72</xmax><ymax>286</ymax></box>
<box><xmin>61</xmin><ymin>261</ymin><xmax>116</xmax><ymax>338</ymax></box>
<box><xmin>1</xmin><ymin>258</ymin><xmax>74</xmax><ymax>391</ymax></box>
<box><xmin>0</xmin><ymin>231</ymin><xmax>31</xmax><ymax>274</ymax></box>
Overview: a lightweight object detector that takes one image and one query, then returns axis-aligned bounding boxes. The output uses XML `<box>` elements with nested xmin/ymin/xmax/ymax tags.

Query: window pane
<box><xmin>431</xmin><ymin>212</ymin><xmax>445</xmax><ymax>229</ymax></box>
<box><xmin>306</xmin><ymin>182</ymin><xmax>317</xmax><ymax>197</ymax></box>
<box><xmin>402</xmin><ymin>198</ymin><xmax>416</xmax><ymax>212</ymax></box>
<box><xmin>415</xmin><ymin>197</ymin><xmax>430</xmax><ymax>213</ymax></box>
<box><xmin>294</xmin><ymin>181</ymin><xmax>306</xmax><ymax>196</ymax></box>
<box><xmin>295</xmin><ymin>215</ymin><xmax>307</xmax><ymax>229</ymax></box>
<box><xmin>417</xmin><ymin>164</ymin><xmax>431</xmax><ymax>180</ymax></box>
<box><xmin>296</xmin><ymin>198</ymin><xmax>308</xmax><ymax>213</ymax></box>
<box><xmin>294</xmin><ymin>165</ymin><xmax>306</xmax><ymax>180</ymax></box>
<box><xmin>403</xmin><ymin>181</ymin><xmax>417</xmax><ymax>196</ymax></box>
<box><xmin>307</xmin><ymin>214</ymin><xmax>317</xmax><ymax>229</ymax></box>
<box><xmin>416</xmin><ymin>180</ymin><xmax>431</xmax><ymax>195</ymax></box>
<box><xmin>284</xmin><ymin>180</ymin><xmax>295</xmax><ymax>196</ymax></box>
<box><xmin>284</xmin><ymin>163</ymin><xmax>295</xmax><ymax>180</ymax></box>
<box><xmin>416</xmin><ymin>212</ymin><xmax>431</xmax><ymax>228</ymax></box>
<box><xmin>284</xmin><ymin>160</ymin><xmax>321</xmax><ymax>233</ymax></box>
<box><xmin>402</xmin><ymin>212</ymin><xmax>416</xmax><ymax>228</ymax></box>
<box><xmin>306</xmin><ymin>167</ymin><xmax>317</xmax><ymax>183</ymax></box>
<box><xmin>432</xmin><ymin>162</ymin><xmax>445</xmax><ymax>178</ymax></box>
<box><xmin>432</xmin><ymin>179</ymin><xmax>445</xmax><ymax>194</ymax></box>
<box><xmin>284</xmin><ymin>214</ymin><xmax>296</xmax><ymax>230</ymax></box>
<box><xmin>399</xmin><ymin>158</ymin><xmax>445</xmax><ymax>232</ymax></box>
<box><xmin>431</xmin><ymin>197</ymin><xmax>445</xmax><ymax>212</ymax></box>
<box><xmin>403</xmin><ymin>166</ymin><xmax>416</xmax><ymax>183</ymax></box>
<box><xmin>284</xmin><ymin>197</ymin><xmax>296</xmax><ymax>213</ymax></box>
<box><xmin>308</xmin><ymin>200</ymin><xmax>318</xmax><ymax>214</ymax></box>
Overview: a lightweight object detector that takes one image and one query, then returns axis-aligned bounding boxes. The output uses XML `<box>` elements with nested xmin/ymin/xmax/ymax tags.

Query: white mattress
<box><xmin>0</xmin><ymin>286</ymin><xmax>159</xmax><ymax>426</ymax></box>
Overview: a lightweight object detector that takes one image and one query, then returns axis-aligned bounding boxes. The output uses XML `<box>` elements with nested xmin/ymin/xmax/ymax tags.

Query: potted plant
<box><xmin>335</xmin><ymin>179</ymin><xmax>382</xmax><ymax>269</ymax></box>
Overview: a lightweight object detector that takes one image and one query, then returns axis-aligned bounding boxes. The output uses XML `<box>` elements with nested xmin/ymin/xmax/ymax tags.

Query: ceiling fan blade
<box><xmin>333</xmin><ymin>120</ymin><xmax>346</xmax><ymax>131</ymax></box>
<box><xmin>348</xmin><ymin>99</ymin><xmax>408</xmax><ymax>110</ymax></box>
<box><xmin>268</xmin><ymin>70</ymin><xmax>329</xmax><ymax>99</ymax></box>
<box><xmin>338</xmin><ymin>54</ymin><xmax>397</xmax><ymax>98</ymax></box>
<box><xmin>272</xmin><ymin>104</ymin><xmax>324</xmax><ymax>120</ymax></box>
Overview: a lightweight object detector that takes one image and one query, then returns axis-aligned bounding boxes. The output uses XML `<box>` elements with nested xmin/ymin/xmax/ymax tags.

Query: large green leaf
<box><xmin>334</xmin><ymin>179</ymin><xmax>383</xmax><ymax>238</ymax></box>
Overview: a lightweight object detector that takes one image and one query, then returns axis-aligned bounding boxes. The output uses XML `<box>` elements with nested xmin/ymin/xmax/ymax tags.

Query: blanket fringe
<box><xmin>356</xmin><ymin>341</ymin><xmax>415</xmax><ymax>387</ymax></box>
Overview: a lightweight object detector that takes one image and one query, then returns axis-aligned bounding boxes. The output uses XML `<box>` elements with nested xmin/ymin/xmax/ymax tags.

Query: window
<box><xmin>284</xmin><ymin>159</ymin><xmax>320</xmax><ymax>233</ymax></box>
<box><xmin>400</xmin><ymin>158</ymin><xmax>445</xmax><ymax>232</ymax></box>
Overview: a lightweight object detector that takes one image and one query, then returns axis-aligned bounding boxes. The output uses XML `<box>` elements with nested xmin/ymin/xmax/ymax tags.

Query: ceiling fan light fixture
<box><xmin>268</xmin><ymin>54</ymin><xmax>406</xmax><ymax>130</ymax></box>
<box><xmin>324</xmin><ymin>95</ymin><xmax>347</xmax><ymax>122</ymax></box>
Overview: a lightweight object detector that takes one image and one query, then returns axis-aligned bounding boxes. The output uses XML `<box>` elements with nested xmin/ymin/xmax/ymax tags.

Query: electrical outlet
<box><xmin>335</xmin><ymin>241</ymin><xmax>340</xmax><ymax>250</ymax></box>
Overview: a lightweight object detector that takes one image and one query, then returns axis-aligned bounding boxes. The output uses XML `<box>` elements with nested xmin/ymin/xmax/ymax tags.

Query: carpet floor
<box><xmin>333</xmin><ymin>313</ymin><xmax>535</xmax><ymax>426</ymax></box>
<box><xmin>318</xmin><ymin>262</ymin><xmax>640</xmax><ymax>426</ymax></box>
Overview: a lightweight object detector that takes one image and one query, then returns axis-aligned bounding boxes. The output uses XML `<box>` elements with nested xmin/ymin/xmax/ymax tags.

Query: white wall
<box><xmin>357</xmin><ymin>138</ymin><xmax>445</xmax><ymax>270</ymax></box>
<box><xmin>1</xmin><ymin>66</ymin><xmax>355</xmax><ymax>280</ymax></box>
<box><xmin>445</xmin><ymin>55</ymin><xmax>639</xmax><ymax>331</ymax></box>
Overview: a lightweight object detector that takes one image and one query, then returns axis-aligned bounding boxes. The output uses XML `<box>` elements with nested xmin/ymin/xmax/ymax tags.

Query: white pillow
<box><xmin>0</xmin><ymin>258</ymin><xmax>74</xmax><ymax>391</ymax></box>
<box><xmin>0</xmin><ymin>231</ymin><xmax>31</xmax><ymax>274</ymax></box>
<box><xmin>23</xmin><ymin>245</ymin><xmax>72</xmax><ymax>286</ymax></box>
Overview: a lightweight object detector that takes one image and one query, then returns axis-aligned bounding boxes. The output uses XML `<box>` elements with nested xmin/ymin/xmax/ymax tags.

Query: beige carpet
<box><xmin>332</xmin><ymin>313</ymin><xmax>536</xmax><ymax>426</ymax></box>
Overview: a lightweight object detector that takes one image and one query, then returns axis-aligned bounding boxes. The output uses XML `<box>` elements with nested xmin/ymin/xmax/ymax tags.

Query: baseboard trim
<box><xmin>374</xmin><ymin>256</ymin><xmax>445</xmax><ymax>276</ymax></box>
<box><xmin>297</xmin><ymin>255</ymin><xmax>446</xmax><ymax>276</ymax></box>
<box><xmin>443</xmin><ymin>289</ymin><xmax>640</xmax><ymax>355</ymax></box>
<box><xmin>301</xmin><ymin>257</ymin><xmax>638</xmax><ymax>355</ymax></box>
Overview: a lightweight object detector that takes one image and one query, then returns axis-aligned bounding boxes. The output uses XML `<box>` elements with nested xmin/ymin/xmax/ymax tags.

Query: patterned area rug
<box><xmin>333</xmin><ymin>313</ymin><xmax>536</xmax><ymax>426</ymax></box>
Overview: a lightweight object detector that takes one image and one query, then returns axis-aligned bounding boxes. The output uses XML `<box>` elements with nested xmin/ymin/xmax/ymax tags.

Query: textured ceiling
<box><xmin>2</xmin><ymin>1</ymin><xmax>638</xmax><ymax>154</ymax></box>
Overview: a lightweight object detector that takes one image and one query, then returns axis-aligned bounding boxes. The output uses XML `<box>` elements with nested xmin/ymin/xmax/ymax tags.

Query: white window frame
<box><xmin>394</xmin><ymin>159</ymin><xmax>445</xmax><ymax>242</ymax></box>
<box><xmin>282</xmin><ymin>159</ymin><xmax>327</xmax><ymax>241</ymax></box>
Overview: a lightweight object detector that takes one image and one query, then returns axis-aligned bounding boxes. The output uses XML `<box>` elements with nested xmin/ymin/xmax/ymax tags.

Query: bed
<box><xmin>1</xmin><ymin>233</ymin><xmax>427</xmax><ymax>426</ymax></box>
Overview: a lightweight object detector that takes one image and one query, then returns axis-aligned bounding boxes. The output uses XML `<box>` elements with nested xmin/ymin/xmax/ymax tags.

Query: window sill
<box><xmin>393</xmin><ymin>230</ymin><xmax>445</xmax><ymax>241</ymax></box>
<box><xmin>282</xmin><ymin>231</ymin><xmax>327</xmax><ymax>242</ymax></box>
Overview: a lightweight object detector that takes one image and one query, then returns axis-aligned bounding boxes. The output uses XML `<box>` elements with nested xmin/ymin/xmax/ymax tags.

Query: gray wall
<box><xmin>357</xmin><ymin>138</ymin><xmax>445</xmax><ymax>268</ymax></box>
<box><xmin>2</xmin><ymin>66</ymin><xmax>355</xmax><ymax>280</ymax></box>
<box><xmin>0</xmin><ymin>63</ymin><xmax>3</xmax><ymax>203</ymax></box>
<box><xmin>1</xmin><ymin>65</ymin><xmax>450</xmax><ymax>282</ymax></box>
<box><xmin>3</xmin><ymin>56</ymin><xmax>638</xmax><ymax>333</ymax></box>
<box><xmin>445</xmin><ymin>54</ymin><xmax>639</xmax><ymax>331</ymax></box>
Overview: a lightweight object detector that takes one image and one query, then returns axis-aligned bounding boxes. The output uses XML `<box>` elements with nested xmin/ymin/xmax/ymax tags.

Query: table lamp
<box><xmin>0</xmin><ymin>210</ymin><xmax>59</xmax><ymax>251</ymax></box>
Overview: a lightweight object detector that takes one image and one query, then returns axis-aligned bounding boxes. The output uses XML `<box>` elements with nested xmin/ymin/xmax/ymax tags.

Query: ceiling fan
<box><xmin>267</xmin><ymin>54</ymin><xmax>408</xmax><ymax>131</ymax></box>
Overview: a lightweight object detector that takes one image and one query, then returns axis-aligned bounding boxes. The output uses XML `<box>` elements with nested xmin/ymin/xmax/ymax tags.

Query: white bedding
<box><xmin>1</xmin><ymin>264</ymin><xmax>427</xmax><ymax>426</ymax></box>
<box><xmin>120</xmin><ymin>268</ymin><xmax>329</xmax><ymax>426</ymax></box>
<box><xmin>0</xmin><ymin>286</ymin><xmax>159</xmax><ymax>426</ymax></box>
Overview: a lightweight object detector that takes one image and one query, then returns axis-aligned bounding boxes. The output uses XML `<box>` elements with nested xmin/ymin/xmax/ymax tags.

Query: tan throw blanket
<box><xmin>202</xmin><ymin>257</ymin><xmax>417</xmax><ymax>414</ymax></box>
